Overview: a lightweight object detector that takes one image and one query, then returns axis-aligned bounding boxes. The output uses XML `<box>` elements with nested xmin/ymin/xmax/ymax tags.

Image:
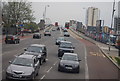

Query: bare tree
<box><xmin>2</xmin><ymin>0</ymin><xmax>35</xmax><ymax>27</ymax></box>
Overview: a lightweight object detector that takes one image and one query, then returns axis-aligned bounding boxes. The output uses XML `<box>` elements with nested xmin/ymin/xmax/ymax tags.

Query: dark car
<box><xmin>64</xmin><ymin>32</ymin><xmax>70</xmax><ymax>37</ymax></box>
<box><xmin>58</xmin><ymin>41</ymin><xmax>75</xmax><ymax>57</ymax></box>
<box><xmin>58</xmin><ymin>53</ymin><xmax>81</xmax><ymax>73</ymax></box>
<box><xmin>33</xmin><ymin>33</ymin><xmax>41</xmax><ymax>39</ymax></box>
<box><xmin>56</xmin><ymin>37</ymin><xmax>66</xmax><ymax>45</ymax></box>
<box><xmin>5</xmin><ymin>35</ymin><xmax>20</xmax><ymax>44</ymax></box>
<box><xmin>44</xmin><ymin>30</ymin><xmax>51</xmax><ymax>36</ymax></box>
<box><xmin>6</xmin><ymin>54</ymin><xmax>40</xmax><ymax>80</ymax></box>
<box><xmin>24</xmin><ymin>44</ymin><xmax>47</xmax><ymax>65</ymax></box>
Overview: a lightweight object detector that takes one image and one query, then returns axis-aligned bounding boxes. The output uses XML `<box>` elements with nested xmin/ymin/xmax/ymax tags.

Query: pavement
<box><xmin>70</xmin><ymin>28</ymin><xmax>120</xmax><ymax>69</ymax></box>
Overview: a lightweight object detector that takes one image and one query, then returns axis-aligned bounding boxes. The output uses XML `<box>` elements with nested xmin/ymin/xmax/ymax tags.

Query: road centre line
<box><xmin>40</xmin><ymin>74</ymin><xmax>46</xmax><ymax>80</ymax></box>
<box><xmin>53</xmin><ymin>61</ymin><xmax>57</xmax><ymax>66</ymax></box>
<box><xmin>46</xmin><ymin>67</ymin><xmax>53</xmax><ymax>73</ymax></box>
<box><xmin>69</xmin><ymin>30</ymin><xmax>89</xmax><ymax>79</ymax></box>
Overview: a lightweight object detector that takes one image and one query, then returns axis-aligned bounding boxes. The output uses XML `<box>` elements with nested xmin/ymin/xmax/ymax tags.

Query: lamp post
<box><xmin>108</xmin><ymin>0</ymin><xmax>115</xmax><ymax>52</ymax></box>
<box><xmin>43</xmin><ymin>5</ymin><xmax>50</xmax><ymax>23</ymax></box>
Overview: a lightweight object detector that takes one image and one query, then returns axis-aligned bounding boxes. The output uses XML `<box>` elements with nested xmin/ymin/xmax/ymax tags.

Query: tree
<box><xmin>2</xmin><ymin>1</ymin><xmax>35</xmax><ymax>27</ymax></box>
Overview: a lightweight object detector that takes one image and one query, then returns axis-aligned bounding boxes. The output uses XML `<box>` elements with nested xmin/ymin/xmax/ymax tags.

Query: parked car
<box><xmin>33</xmin><ymin>33</ymin><xmax>41</xmax><ymax>39</ymax></box>
<box><xmin>6</xmin><ymin>54</ymin><xmax>40</xmax><ymax>80</ymax></box>
<box><xmin>58</xmin><ymin>53</ymin><xmax>81</xmax><ymax>73</ymax></box>
<box><xmin>64</xmin><ymin>32</ymin><xmax>70</xmax><ymax>37</ymax></box>
<box><xmin>44</xmin><ymin>30</ymin><xmax>51</xmax><ymax>36</ymax></box>
<box><xmin>5</xmin><ymin>35</ymin><xmax>20</xmax><ymax>44</ymax></box>
<box><xmin>58</xmin><ymin>41</ymin><xmax>75</xmax><ymax>57</ymax></box>
<box><xmin>24</xmin><ymin>44</ymin><xmax>47</xmax><ymax>65</ymax></box>
<box><xmin>56</xmin><ymin>37</ymin><xmax>66</xmax><ymax>45</ymax></box>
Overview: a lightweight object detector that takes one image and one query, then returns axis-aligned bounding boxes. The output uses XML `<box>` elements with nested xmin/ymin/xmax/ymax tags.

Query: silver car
<box><xmin>6</xmin><ymin>54</ymin><xmax>40</xmax><ymax>80</ymax></box>
<box><xmin>58</xmin><ymin>53</ymin><xmax>81</xmax><ymax>73</ymax></box>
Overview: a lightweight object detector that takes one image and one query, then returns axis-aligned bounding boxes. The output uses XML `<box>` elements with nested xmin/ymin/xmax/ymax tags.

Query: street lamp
<box><xmin>43</xmin><ymin>5</ymin><xmax>50</xmax><ymax>22</ymax></box>
<box><xmin>108</xmin><ymin>0</ymin><xmax>115</xmax><ymax>52</ymax></box>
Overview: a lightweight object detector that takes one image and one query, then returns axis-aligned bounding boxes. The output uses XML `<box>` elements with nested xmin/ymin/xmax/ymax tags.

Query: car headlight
<box><xmin>38</xmin><ymin>55</ymin><xmax>41</xmax><ymax>59</ymax></box>
<box><xmin>6</xmin><ymin>67</ymin><xmax>12</xmax><ymax>73</ymax></box>
<box><xmin>74</xmin><ymin>64</ymin><xmax>79</xmax><ymax>68</ymax></box>
<box><xmin>60</xmin><ymin>63</ymin><xmax>64</xmax><ymax>66</ymax></box>
<box><xmin>59</xmin><ymin>49</ymin><xmax>63</xmax><ymax>52</ymax></box>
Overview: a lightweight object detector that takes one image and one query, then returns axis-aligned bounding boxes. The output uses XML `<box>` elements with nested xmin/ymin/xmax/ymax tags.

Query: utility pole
<box><xmin>108</xmin><ymin>0</ymin><xmax>115</xmax><ymax>52</ymax></box>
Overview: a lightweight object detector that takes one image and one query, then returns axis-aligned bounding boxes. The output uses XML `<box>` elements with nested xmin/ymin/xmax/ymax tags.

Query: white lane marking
<box><xmin>53</xmin><ymin>61</ymin><xmax>57</xmax><ymax>66</ymax></box>
<box><xmin>46</xmin><ymin>67</ymin><xmax>53</xmax><ymax>73</ymax></box>
<box><xmin>70</xmin><ymin>30</ymin><xmax>89</xmax><ymax>79</ymax></box>
<box><xmin>83</xmin><ymin>44</ymin><xmax>89</xmax><ymax>79</ymax></box>
<box><xmin>41</xmin><ymin>74</ymin><xmax>46</xmax><ymax>80</ymax></box>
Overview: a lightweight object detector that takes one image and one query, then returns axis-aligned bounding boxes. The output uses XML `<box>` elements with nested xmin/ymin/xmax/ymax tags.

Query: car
<box><xmin>6</xmin><ymin>54</ymin><xmax>40</xmax><ymax>80</ymax></box>
<box><xmin>63</xmin><ymin>29</ymin><xmax>68</xmax><ymax>32</ymax></box>
<box><xmin>58</xmin><ymin>41</ymin><xmax>75</xmax><ymax>57</ymax></box>
<box><xmin>64</xmin><ymin>32</ymin><xmax>70</xmax><ymax>37</ymax></box>
<box><xmin>52</xmin><ymin>28</ymin><xmax>56</xmax><ymax>31</ymax></box>
<box><xmin>5</xmin><ymin>35</ymin><xmax>20</xmax><ymax>44</ymax></box>
<box><xmin>24</xmin><ymin>44</ymin><xmax>47</xmax><ymax>65</ymax></box>
<box><xmin>58</xmin><ymin>53</ymin><xmax>81</xmax><ymax>73</ymax></box>
<box><xmin>56</xmin><ymin>37</ymin><xmax>66</xmax><ymax>45</ymax></box>
<box><xmin>33</xmin><ymin>33</ymin><xmax>41</xmax><ymax>39</ymax></box>
<box><xmin>44</xmin><ymin>30</ymin><xmax>51</xmax><ymax>36</ymax></box>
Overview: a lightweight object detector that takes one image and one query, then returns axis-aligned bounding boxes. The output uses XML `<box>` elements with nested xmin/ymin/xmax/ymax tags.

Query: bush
<box><xmin>115</xmin><ymin>57</ymin><xmax>120</xmax><ymax>65</ymax></box>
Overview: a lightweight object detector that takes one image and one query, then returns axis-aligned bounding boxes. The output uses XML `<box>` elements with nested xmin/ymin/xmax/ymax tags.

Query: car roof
<box><xmin>64</xmin><ymin>53</ymin><xmax>78</xmax><ymax>56</ymax></box>
<box><xmin>60</xmin><ymin>41</ymin><xmax>71</xmax><ymax>43</ymax></box>
<box><xmin>30</xmin><ymin>44</ymin><xmax>45</xmax><ymax>47</ymax></box>
<box><xmin>34</xmin><ymin>33</ymin><xmax>40</xmax><ymax>34</ymax></box>
<box><xmin>18</xmin><ymin>54</ymin><xmax>36</xmax><ymax>59</ymax></box>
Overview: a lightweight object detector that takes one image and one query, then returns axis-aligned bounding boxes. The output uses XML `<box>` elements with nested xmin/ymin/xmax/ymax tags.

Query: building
<box><xmin>86</xmin><ymin>7</ymin><xmax>100</xmax><ymax>27</ymax></box>
<box><xmin>0</xmin><ymin>1</ymin><xmax>2</xmax><ymax>27</ymax></box>
<box><xmin>118</xmin><ymin>1</ymin><xmax>120</xmax><ymax>18</ymax></box>
<box><xmin>114</xmin><ymin>17</ymin><xmax>120</xmax><ymax>35</ymax></box>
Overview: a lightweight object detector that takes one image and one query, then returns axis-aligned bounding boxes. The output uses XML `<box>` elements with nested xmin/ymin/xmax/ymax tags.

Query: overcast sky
<box><xmin>32</xmin><ymin>1</ymin><xmax>119</xmax><ymax>26</ymax></box>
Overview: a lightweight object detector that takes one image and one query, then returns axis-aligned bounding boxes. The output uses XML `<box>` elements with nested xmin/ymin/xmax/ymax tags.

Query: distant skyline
<box><xmin>32</xmin><ymin>2</ymin><xmax>119</xmax><ymax>27</ymax></box>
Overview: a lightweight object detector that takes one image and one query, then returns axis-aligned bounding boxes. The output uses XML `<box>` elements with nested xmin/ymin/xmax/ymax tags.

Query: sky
<box><xmin>2</xmin><ymin>0</ymin><xmax>120</xmax><ymax>27</ymax></box>
<box><xmin>32</xmin><ymin>2</ymin><xmax>119</xmax><ymax>26</ymax></box>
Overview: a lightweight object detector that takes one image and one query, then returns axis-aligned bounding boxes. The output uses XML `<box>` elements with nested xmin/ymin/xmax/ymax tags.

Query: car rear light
<box><xmin>11</xmin><ymin>37</ymin><xmax>14</xmax><ymax>40</ymax></box>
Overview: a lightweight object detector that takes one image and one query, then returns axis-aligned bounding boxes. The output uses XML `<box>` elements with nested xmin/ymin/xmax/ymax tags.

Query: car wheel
<box><xmin>76</xmin><ymin>67</ymin><xmax>79</xmax><ymax>73</ymax></box>
<box><xmin>31</xmin><ymin>74</ymin><xmax>35</xmax><ymax>81</ymax></box>
<box><xmin>43</xmin><ymin>58</ymin><xmax>46</xmax><ymax>62</ymax></box>
<box><xmin>14</xmin><ymin>41</ymin><xmax>16</xmax><ymax>44</ymax></box>
<box><xmin>5</xmin><ymin>41</ymin><xmax>8</xmax><ymax>44</ymax></box>
<box><xmin>18</xmin><ymin>40</ymin><xmax>20</xmax><ymax>43</ymax></box>
<box><xmin>40</xmin><ymin>59</ymin><xmax>43</xmax><ymax>65</ymax></box>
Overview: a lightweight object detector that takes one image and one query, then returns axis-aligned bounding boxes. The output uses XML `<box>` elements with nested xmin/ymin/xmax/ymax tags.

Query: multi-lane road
<box><xmin>1</xmin><ymin>26</ymin><xmax>119</xmax><ymax>80</ymax></box>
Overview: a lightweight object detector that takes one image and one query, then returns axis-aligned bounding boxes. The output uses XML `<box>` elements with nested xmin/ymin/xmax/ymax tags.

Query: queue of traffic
<box><xmin>5</xmin><ymin>27</ymin><xmax>81</xmax><ymax>80</ymax></box>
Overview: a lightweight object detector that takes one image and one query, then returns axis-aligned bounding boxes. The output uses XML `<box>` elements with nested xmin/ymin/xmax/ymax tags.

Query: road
<box><xmin>1</xmin><ymin>26</ymin><xmax>119</xmax><ymax>80</ymax></box>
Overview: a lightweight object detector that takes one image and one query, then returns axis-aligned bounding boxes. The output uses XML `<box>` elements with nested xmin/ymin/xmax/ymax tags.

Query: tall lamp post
<box><xmin>108</xmin><ymin>0</ymin><xmax>115</xmax><ymax>52</ymax></box>
<box><xmin>43</xmin><ymin>5</ymin><xmax>50</xmax><ymax>23</ymax></box>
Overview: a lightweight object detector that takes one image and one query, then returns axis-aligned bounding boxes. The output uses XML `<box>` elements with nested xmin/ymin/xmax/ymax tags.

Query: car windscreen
<box><xmin>27</xmin><ymin>46</ymin><xmax>42</xmax><ymax>53</ymax></box>
<box><xmin>60</xmin><ymin>42</ymin><xmax>72</xmax><ymax>48</ymax></box>
<box><xmin>62</xmin><ymin>54</ymin><xmax>78</xmax><ymax>61</ymax></box>
<box><xmin>12</xmin><ymin>57</ymin><xmax>34</xmax><ymax>67</ymax></box>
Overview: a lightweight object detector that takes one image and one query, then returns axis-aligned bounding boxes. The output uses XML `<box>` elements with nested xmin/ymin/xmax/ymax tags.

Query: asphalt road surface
<box><xmin>1</xmin><ymin>26</ymin><xmax>119</xmax><ymax>81</ymax></box>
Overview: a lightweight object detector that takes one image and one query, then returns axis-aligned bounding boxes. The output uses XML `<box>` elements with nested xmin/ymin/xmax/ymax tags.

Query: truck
<box><xmin>65</xmin><ymin>22</ymin><xmax>70</xmax><ymax>29</ymax></box>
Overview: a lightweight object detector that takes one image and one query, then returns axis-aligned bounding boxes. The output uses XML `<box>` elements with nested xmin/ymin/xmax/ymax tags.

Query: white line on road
<box><xmin>46</xmin><ymin>67</ymin><xmax>53</xmax><ymax>73</ymax></box>
<box><xmin>70</xmin><ymin>30</ymin><xmax>89</xmax><ymax>79</ymax></box>
<box><xmin>53</xmin><ymin>61</ymin><xmax>57</xmax><ymax>66</ymax></box>
<box><xmin>40</xmin><ymin>74</ymin><xmax>46</xmax><ymax>80</ymax></box>
<box><xmin>84</xmin><ymin>45</ymin><xmax>89</xmax><ymax>79</ymax></box>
